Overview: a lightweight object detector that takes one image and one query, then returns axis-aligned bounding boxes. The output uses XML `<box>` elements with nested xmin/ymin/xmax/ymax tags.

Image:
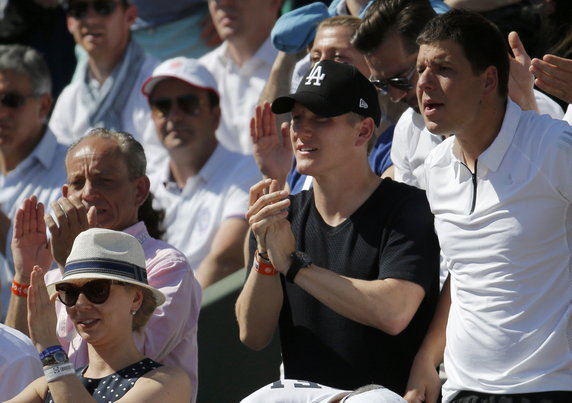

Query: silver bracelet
<box><xmin>43</xmin><ymin>362</ymin><xmax>75</xmax><ymax>383</ymax></box>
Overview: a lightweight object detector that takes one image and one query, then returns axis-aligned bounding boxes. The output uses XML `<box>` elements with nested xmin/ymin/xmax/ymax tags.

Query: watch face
<box><xmin>54</xmin><ymin>351</ymin><xmax>68</xmax><ymax>363</ymax></box>
<box><xmin>293</xmin><ymin>251</ymin><xmax>312</xmax><ymax>267</ymax></box>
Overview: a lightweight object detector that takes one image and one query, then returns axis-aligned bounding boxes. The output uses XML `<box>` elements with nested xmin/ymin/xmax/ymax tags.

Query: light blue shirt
<box><xmin>0</xmin><ymin>129</ymin><xmax>67</xmax><ymax>319</ymax></box>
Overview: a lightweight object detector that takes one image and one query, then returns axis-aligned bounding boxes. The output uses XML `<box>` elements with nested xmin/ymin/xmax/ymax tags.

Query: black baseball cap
<box><xmin>272</xmin><ymin>60</ymin><xmax>381</xmax><ymax>126</ymax></box>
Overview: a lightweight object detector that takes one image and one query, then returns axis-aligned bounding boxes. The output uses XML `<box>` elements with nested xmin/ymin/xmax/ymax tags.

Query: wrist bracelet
<box><xmin>254</xmin><ymin>252</ymin><xmax>278</xmax><ymax>275</ymax></box>
<box><xmin>11</xmin><ymin>280</ymin><xmax>29</xmax><ymax>297</ymax></box>
<box><xmin>257</xmin><ymin>250</ymin><xmax>271</xmax><ymax>263</ymax></box>
<box><xmin>43</xmin><ymin>362</ymin><xmax>75</xmax><ymax>383</ymax></box>
<box><xmin>39</xmin><ymin>345</ymin><xmax>65</xmax><ymax>361</ymax></box>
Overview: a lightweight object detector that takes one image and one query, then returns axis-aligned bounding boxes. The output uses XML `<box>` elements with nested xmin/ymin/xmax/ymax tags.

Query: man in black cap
<box><xmin>236</xmin><ymin>60</ymin><xmax>439</xmax><ymax>395</ymax></box>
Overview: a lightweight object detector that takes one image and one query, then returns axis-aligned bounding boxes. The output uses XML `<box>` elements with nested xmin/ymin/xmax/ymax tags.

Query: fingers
<box><xmin>87</xmin><ymin>206</ymin><xmax>98</xmax><ymax>228</ymax></box>
<box><xmin>251</xmin><ymin>102</ymin><xmax>277</xmax><ymax>144</ymax></box>
<box><xmin>49</xmin><ymin>197</ymin><xmax>89</xmax><ymax>235</ymax></box>
<box><xmin>280</xmin><ymin>121</ymin><xmax>292</xmax><ymax>147</ymax></box>
<box><xmin>508</xmin><ymin>31</ymin><xmax>529</xmax><ymax>64</ymax></box>
<box><xmin>247</xmin><ymin>179</ymin><xmax>289</xmax><ymax>221</ymax></box>
<box><xmin>530</xmin><ymin>55</ymin><xmax>572</xmax><ymax>103</ymax></box>
<box><xmin>262</xmin><ymin>102</ymin><xmax>276</xmax><ymax>138</ymax></box>
<box><xmin>248</xmin><ymin>178</ymin><xmax>273</xmax><ymax>208</ymax></box>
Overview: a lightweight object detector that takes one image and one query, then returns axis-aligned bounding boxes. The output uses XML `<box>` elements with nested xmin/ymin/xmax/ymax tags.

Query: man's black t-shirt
<box><xmin>248</xmin><ymin>178</ymin><xmax>440</xmax><ymax>394</ymax></box>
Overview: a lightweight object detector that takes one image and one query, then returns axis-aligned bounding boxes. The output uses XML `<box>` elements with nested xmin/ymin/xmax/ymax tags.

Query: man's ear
<box><xmin>134</xmin><ymin>175</ymin><xmax>150</xmax><ymax>208</ymax></box>
<box><xmin>355</xmin><ymin>117</ymin><xmax>375</xmax><ymax>148</ymax></box>
<box><xmin>38</xmin><ymin>94</ymin><xmax>53</xmax><ymax>122</ymax></box>
<box><xmin>483</xmin><ymin>65</ymin><xmax>499</xmax><ymax>96</ymax></box>
<box><xmin>125</xmin><ymin>4</ymin><xmax>137</xmax><ymax>27</ymax></box>
<box><xmin>62</xmin><ymin>184</ymin><xmax>69</xmax><ymax>198</ymax></box>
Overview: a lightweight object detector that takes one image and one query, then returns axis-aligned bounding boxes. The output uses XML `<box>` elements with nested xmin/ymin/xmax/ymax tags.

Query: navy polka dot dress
<box><xmin>44</xmin><ymin>358</ymin><xmax>162</xmax><ymax>402</ymax></box>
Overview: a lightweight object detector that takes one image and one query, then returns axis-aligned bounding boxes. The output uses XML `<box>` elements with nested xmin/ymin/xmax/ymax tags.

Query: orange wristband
<box><xmin>11</xmin><ymin>280</ymin><xmax>29</xmax><ymax>297</ymax></box>
<box><xmin>254</xmin><ymin>251</ymin><xmax>278</xmax><ymax>275</ymax></box>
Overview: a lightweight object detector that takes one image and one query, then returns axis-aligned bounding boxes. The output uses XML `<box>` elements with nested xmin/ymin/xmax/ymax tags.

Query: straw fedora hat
<box><xmin>47</xmin><ymin>228</ymin><xmax>165</xmax><ymax>306</ymax></box>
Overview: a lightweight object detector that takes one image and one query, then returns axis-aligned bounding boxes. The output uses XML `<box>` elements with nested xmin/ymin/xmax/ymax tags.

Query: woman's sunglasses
<box><xmin>56</xmin><ymin>279</ymin><xmax>125</xmax><ymax>307</ymax></box>
<box><xmin>64</xmin><ymin>0</ymin><xmax>120</xmax><ymax>19</ymax></box>
<box><xmin>149</xmin><ymin>94</ymin><xmax>202</xmax><ymax>118</ymax></box>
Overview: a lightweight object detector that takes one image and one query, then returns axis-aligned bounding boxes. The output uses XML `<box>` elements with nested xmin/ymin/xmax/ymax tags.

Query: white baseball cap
<box><xmin>141</xmin><ymin>56</ymin><xmax>219</xmax><ymax>98</ymax></box>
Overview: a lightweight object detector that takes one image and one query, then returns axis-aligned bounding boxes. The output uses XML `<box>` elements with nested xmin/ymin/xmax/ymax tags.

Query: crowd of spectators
<box><xmin>0</xmin><ymin>0</ymin><xmax>571</xmax><ymax>402</ymax></box>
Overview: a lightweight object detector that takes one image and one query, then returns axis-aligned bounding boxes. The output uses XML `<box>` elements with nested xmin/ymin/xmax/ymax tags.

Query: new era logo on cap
<box><xmin>271</xmin><ymin>60</ymin><xmax>381</xmax><ymax>126</ymax></box>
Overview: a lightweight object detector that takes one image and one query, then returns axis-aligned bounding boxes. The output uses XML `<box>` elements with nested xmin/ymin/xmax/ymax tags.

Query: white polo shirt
<box><xmin>200</xmin><ymin>38</ymin><xmax>277</xmax><ymax>155</ymax></box>
<box><xmin>424</xmin><ymin>99</ymin><xmax>572</xmax><ymax>401</ymax></box>
<box><xmin>392</xmin><ymin>90</ymin><xmax>564</xmax><ymax>190</ymax></box>
<box><xmin>151</xmin><ymin>144</ymin><xmax>261</xmax><ymax>270</ymax></box>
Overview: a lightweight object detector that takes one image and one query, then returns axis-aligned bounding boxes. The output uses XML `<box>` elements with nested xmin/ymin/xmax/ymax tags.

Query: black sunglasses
<box><xmin>149</xmin><ymin>94</ymin><xmax>202</xmax><ymax>117</ymax></box>
<box><xmin>64</xmin><ymin>0</ymin><xmax>120</xmax><ymax>19</ymax></box>
<box><xmin>370</xmin><ymin>64</ymin><xmax>417</xmax><ymax>95</ymax></box>
<box><xmin>0</xmin><ymin>92</ymin><xmax>36</xmax><ymax>109</ymax></box>
<box><xmin>56</xmin><ymin>279</ymin><xmax>125</xmax><ymax>307</ymax></box>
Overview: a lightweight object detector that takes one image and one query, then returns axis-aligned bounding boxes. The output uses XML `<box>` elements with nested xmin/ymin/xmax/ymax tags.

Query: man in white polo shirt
<box><xmin>404</xmin><ymin>9</ymin><xmax>572</xmax><ymax>403</ymax></box>
<box><xmin>142</xmin><ymin>57</ymin><xmax>260</xmax><ymax>288</ymax></box>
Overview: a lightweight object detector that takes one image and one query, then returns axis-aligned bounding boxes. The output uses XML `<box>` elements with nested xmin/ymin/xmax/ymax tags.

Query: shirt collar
<box><xmin>161</xmin><ymin>144</ymin><xmax>226</xmax><ymax>190</ymax></box>
<box><xmin>30</xmin><ymin>127</ymin><xmax>59</xmax><ymax>170</ymax></box>
<box><xmin>477</xmin><ymin>98</ymin><xmax>519</xmax><ymax>173</ymax></box>
<box><xmin>123</xmin><ymin>221</ymin><xmax>151</xmax><ymax>244</ymax></box>
<box><xmin>450</xmin><ymin>98</ymin><xmax>519</xmax><ymax>179</ymax></box>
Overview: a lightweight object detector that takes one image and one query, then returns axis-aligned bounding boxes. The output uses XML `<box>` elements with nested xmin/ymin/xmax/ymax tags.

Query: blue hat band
<box><xmin>64</xmin><ymin>258</ymin><xmax>148</xmax><ymax>284</ymax></box>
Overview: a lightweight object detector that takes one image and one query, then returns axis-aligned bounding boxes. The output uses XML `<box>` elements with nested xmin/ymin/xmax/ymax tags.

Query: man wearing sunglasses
<box><xmin>0</xmin><ymin>45</ymin><xmax>67</xmax><ymax>320</ymax></box>
<box><xmin>142</xmin><ymin>57</ymin><xmax>260</xmax><ymax>288</ymax></box>
<box><xmin>352</xmin><ymin>0</ymin><xmax>563</xmax><ymax>191</ymax></box>
<box><xmin>49</xmin><ymin>0</ymin><xmax>166</xmax><ymax>180</ymax></box>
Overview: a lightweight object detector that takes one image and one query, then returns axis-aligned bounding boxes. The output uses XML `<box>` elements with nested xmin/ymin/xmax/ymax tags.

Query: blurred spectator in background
<box><xmin>0</xmin><ymin>45</ymin><xmax>66</xmax><ymax>320</ymax></box>
<box><xmin>142</xmin><ymin>57</ymin><xmax>260</xmax><ymax>288</ymax></box>
<box><xmin>131</xmin><ymin>0</ymin><xmax>221</xmax><ymax>61</ymax></box>
<box><xmin>49</xmin><ymin>0</ymin><xmax>166</xmax><ymax>179</ymax></box>
<box><xmin>200</xmin><ymin>0</ymin><xmax>282</xmax><ymax>154</ymax></box>
<box><xmin>0</xmin><ymin>0</ymin><xmax>76</xmax><ymax>99</ymax></box>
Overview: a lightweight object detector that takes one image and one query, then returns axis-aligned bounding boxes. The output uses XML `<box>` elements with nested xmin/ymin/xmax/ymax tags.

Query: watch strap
<box><xmin>286</xmin><ymin>251</ymin><xmax>311</xmax><ymax>283</ymax></box>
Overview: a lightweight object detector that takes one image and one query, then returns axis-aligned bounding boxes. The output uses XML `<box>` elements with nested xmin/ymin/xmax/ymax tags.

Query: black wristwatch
<box><xmin>41</xmin><ymin>350</ymin><xmax>69</xmax><ymax>366</ymax></box>
<box><xmin>286</xmin><ymin>251</ymin><xmax>312</xmax><ymax>283</ymax></box>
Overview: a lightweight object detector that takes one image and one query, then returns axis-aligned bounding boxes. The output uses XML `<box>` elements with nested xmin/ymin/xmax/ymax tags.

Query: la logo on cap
<box><xmin>305</xmin><ymin>64</ymin><xmax>326</xmax><ymax>86</ymax></box>
<box><xmin>359</xmin><ymin>98</ymin><xmax>368</xmax><ymax>109</ymax></box>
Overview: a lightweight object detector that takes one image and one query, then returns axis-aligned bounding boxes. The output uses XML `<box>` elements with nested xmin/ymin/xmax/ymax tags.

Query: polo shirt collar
<box><xmin>451</xmin><ymin>98</ymin><xmax>518</xmax><ymax>179</ymax></box>
<box><xmin>477</xmin><ymin>99</ymin><xmax>519</xmax><ymax>173</ymax></box>
<box><xmin>197</xmin><ymin>143</ymin><xmax>224</xmax><ymax>183</ymax></box>
<box><xmin>162</xmin><ymin>144</ymin><xmax>225</xmax><ymax>191</ymax></box>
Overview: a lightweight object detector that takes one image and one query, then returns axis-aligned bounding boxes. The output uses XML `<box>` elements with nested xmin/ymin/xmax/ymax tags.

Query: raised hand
<box><xmin>507</xmin><ymin>31</ymin><xmax>537</xmax><ymax>111</ymax></box>
<box><xmin>12</xmin><ymin>196</ymin><xmax>53</xmax><ymax>284</ymax></box>
<box><xmin>530</xmin><ymin>54</ymin><xmax>572</xmax><ymax>104</ymax></box>
<box><xmin>246</xmin><ymin>178</ymin><xmax>294</xmax><ymax>272</ymax></box>
<box><xmin>27</xmin><ymin>265</ymin><xmax>59</xmax><ymax>352</ymax></box>
<box><xmin>251</xmin><ymin>102</ymin><xmax>293</xmax><ymax>189</ymax></box>
<box><xmin>45</xmin><ymin>195</ymin><xmax>97</xmax><ymax>268</ymax></box>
